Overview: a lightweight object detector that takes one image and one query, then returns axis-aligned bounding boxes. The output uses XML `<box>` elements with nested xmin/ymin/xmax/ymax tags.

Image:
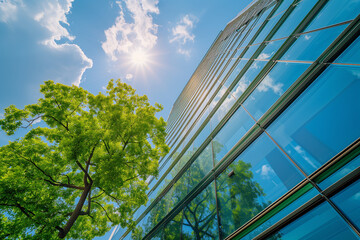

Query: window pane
<box><xmin>318</xmin><ymin>155</ymin><xmax>360</xmax><ymax>190</ymax></box>
<box><xmin>267</xmin><ymin>65</ymin><xmax>360</xmax><ymax>174</ymax></box>
<box><xmin>216</xmin><ymin>133</ymin><xmax>304</xmax><ymax>238</ymax></box>
<box><xmin>334</xmin><ymin>36</ymin><xmax>360</xmax><ymax>64</ymax></box>
<box><xmin>281</xmin><ymin>24</ymin><xmax>348</xmax><ymax>61</ymax></box>
<box><xmin>213</xmin><ymin>106</ymin><xmax>255</xmax><ymax>164</ymax></box>
<box><xmin>223</xmin><ymin>59</ymin><xmax>248</xmax><ymax>88</ymax></box>
<box><xmin>232</xmin><ymin>60</ymin><xmax>268</xmax><ymax>99</ymax></box>
<box><xmin>241</xmin><ymin>187</ymin><xmax>319</xmax><ymax>240</ymax></box>
<box><xmin>211</xmin><ymin>93</ymin><xmax>236</xmax><ymax>130</ymax></box>
<box><xmin>271</xmin><ymin>0</ymin><xmax>317</xmax><ymax>40</ymax></box>
<box><xmin>160</xmin><ymin>211</ymin><xmax>183</xmax><ymax>240</ymax></box>
<box><xmin>265</xmin><ymin>202</ymin><xmax>360</xmax><ymax>240</ymax></box>
<box><xmin>182</xmin><ymin>181</ymin><xmax>218</xmax><ymax>239</ymax></box>
<box><xmin>331</xmin><ymin>179</ymin><xmax>360</xmax><ymax>230</ymax></box>
<box><xmin>242</xmin><ymin>45</ymin><xmax>259</xmax><ymax>59</ymax></box>
<box><xmin>188</xmin><ymin>144</ymin><xmax>214</xmax><ymax>193</ymax></box>
<box><xmin>305</xmin><ymin>0</ymin><xmax>360</xmax><ymax>32</ymax></box>
<box><xmin>253</xmin><ymin>12</ymin><xmax>283</xmax><ymax>44</ymax></box>
<box><xmin>243</xmin><ymin>62</ymin><xmax>310</xmax><ymax>120</ymax></box>
<box><xmin>257</xmin><ymin>38</ymin><xmax>286</xmax><ymax>60</ymax></box>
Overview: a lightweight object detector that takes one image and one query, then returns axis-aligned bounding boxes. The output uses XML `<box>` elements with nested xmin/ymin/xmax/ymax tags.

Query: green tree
<box><xmin>0</xmin><ymin>80</ymin><xmax>169</xmax><ymax>239</ymax></box>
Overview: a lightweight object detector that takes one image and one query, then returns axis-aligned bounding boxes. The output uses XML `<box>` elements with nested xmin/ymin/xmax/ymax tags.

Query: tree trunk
<box><xmin>58</xmin><ymin>183</ymin><xmax>92</xmax><ymax>238</ymax></box>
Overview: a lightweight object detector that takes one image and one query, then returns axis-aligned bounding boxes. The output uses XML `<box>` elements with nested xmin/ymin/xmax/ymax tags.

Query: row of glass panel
<box><xmin>150</xmin><ymin>153</ymin><xmax>360</xmax><ymax>240</ymax></box>
<box><xmin>127</xmin><ymin>54</ymin><xmax>360</xmax><ymax>239</ymax></box>
<box><xmin>126</xmin><ymin>27</ymin><xmax>360</xmax><ymax>239</ymax></box>
<box><xmin>115</xmin><ymin>0</ymin><xmax>360</xmax><ymax>238</ymax></box>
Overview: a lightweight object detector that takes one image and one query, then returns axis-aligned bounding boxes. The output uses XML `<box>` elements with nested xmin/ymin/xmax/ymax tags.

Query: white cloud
<box><xmin>304</xmin><ymin>35</ymin><xmax>311</xmax><ymax>40</ymax></box>
<box><xmin>257</xmin><ymin>76</ymin><xmax>284</xmax><ymax>95</ymax></box>
<box><xmin>258</xmin><ymin>53</ymin><xmax>271</xmax><ymax>60</ymax></box>
<box><xmin>125</xmin><ymin>73</ymin><xmax>133</xmax><ymax>80</ymax></box>
<box><xmin>177</xmin><ymin>48</ymin><xmax>190</xmax><ymax>57</ymax></box>
<box><xmin>0</xmin><ymin>0</ymin><xmax>92</xmax><ymax>87</ymax></box>
<box><xmin>256</xmin><ymin>164</ymin><xmax>274</xmax><ymax>178</ymax></box>
<box><xmin>0</xmin><ymin>0</ymin><xmax>19</xmax><ymax>23</ymax></box>
<box><xmin>170</xmin><ymin>15</ymin><xmax>196</xmax><ymax>44</ymax></box>
<box><xmin>102</xmin><ymin>0</ymin><xmax>159</xmax><ymax>61</ymax></box>
<box><xmin>170</xmin><ymin>14</ymin><xmax>197</xmax><ymax>56</ymax></box>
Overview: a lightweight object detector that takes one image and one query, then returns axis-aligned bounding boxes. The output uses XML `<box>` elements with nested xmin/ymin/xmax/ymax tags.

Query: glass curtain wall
<box><xmin>112</xmin><ymin>0</ymin><xmax>360</xmax><ymax>239</ymax></box>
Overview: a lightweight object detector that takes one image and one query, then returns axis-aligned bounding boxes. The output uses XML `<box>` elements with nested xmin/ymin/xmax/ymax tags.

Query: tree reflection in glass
<box><xmin>216</xmin><ymin>134</ymin><xmax>304</xmax><ymax>239</ymax></box>
<box><xmin>216</xmin><ymin>160</ymin><xmax>265</xmax><ymax>238</ymax></box>
<box><xmin>182</xmin><ymin>182</ymin><xmax>219</xmax><ymax>240</ymax></box>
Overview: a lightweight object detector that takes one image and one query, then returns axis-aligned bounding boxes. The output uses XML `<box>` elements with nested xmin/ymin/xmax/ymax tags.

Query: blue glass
<box><xmin>282</xmin><ymin>24</ymin><xmax>348</xmax><ymax>61</ymax></box>
<box><xmin>223</xmin><ymin>59</ymin><xmax>248</xmax><ymax>88</ymax></box>
<box><xmin>188</xmin><ymin>144</ymin><xmax>213</xmax><ymax>192</ymax></box>
<box><xmin>318</xmin><ymin>155</ymin><xmax>360</xmax><ymax>190</ymax></box>
<box><xmin>334</xmin><ymin>36</ymin><xmax>360</xmax><ymax>64</ymax></box>
<box><xmin>272</xmin><ymin>0</ymin><xmax>293</xmax><ymax>16</ymax></box>
<box><xmin>243</xmin><ymin>62</ymin><xmax>310</xmax><ymax>120</ymax></box>
<box><xmin>242</xmin><ymin>44</ymin><xmax>260</xmax><ymax>59</ymax></box>
<box><xmin>218</xmin><ymin>58</ymin><xmax>237</xmax><ymax>84</ymax></box>
<box><xmin>216</xmin><ymin>133</ymin><xmax>304</xmax><ymax>238</ymax></box>
<box><xmin>182</xmin><ymin>181</ymin><xmax>218</xmax><ymax>239</ymax></box>
<box><xmin>253</xmin><ymin>12</ymin><xmax>283</xmax><ymax>44</ymax></box>
<box><xmin>213</xmin><ymin>106</ymin><xmax>255</xmax><ymax>164</ymax></box>
<box><xmin>231</xmin><ymin>60</ymin><xmax>268</xmax><ymax>99</ymax></box>
<box><xmin>241</xmin><ymin>187</ymin><xmax>319</xmax><ymax>240</ymax></box>
<box><xmin>268</xmin><ymin>65</ymin><xmax>360</xmax><ymax>174</ymax></box>
<box><xmin>266</xmin><ymin>201</ymin><xmax>360</xmax><ymax>240</ymax></box>
<box><xmin>256</xmin><ymin>38</ymin><xmax>286</xmax><ymax>60</ymax></box>
<box><xmin>271</xmin><ymin>0</ymin><xmax>317</xmax><ymax>40</ymax></box>
<box><xmin>192</xmin><ymin>121</ymin><xmax>211</xmax><ymax>150</ymax></box>
<box><xmin>306</xmin><ymin>0</ymin><xmax>360</xmax><ymax>32</ymax></box>
<box><xmin>332</xmin><ymin>179</ymin><xmax>360</xmax><ymax>230</ymax></box>
<box><xmin>241</xmin><ymin>7</ymin><xmax>272</xmax><ymax>48</ymax></box>
<box><xmin>211</xmin><ymin>92</ymin><xmax>236</xmax><ymax>129</ymax></box>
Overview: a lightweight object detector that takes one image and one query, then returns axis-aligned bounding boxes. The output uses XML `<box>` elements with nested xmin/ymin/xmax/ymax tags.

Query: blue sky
<box><xmin>0</xmin><ymin>0</ymin><xmax>251</xmax><ymax>238</ymax></box>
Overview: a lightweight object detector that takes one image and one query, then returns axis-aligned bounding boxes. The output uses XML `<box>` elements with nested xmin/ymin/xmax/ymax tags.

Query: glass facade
<box><xmin>111</xmin><ymin>0</ymin><xmax>360</xmax><ymax>239</ymax></box>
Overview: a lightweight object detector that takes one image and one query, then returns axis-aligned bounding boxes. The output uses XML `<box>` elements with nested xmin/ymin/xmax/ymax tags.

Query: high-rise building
<box><xmin>111</xmin><ymin>0</ymin><xmax>360</xmax><ymax>239</ymax></box>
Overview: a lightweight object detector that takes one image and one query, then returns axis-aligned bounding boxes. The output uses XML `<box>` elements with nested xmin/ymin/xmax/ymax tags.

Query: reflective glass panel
<box><xmin>243</xmin><ymin>62</ymin><xmax>310</xmax><ymax>120</ymax></box>
<box><xmin>334</xmin><ymin>36</ymin><xmax>360</xmax><ymax>64</ymax></box>
<box><xmin>271</xmin><ymin>0</ymin><xmax>317</xmax><ymax>40</ymax></box>
<box><xmin>188</xmin><ymin>144</ymin><xmax>213</xmax><ymax>192</ymax></box>
<box><xmin>241</xmin><ymin>187</ymin><xmax>319</xmax><ymax>240</ymax></box>
<box><xmin>213</xmin><ymin>106</ymin><xmax>255</xmax><ymax>164</ymax></box>
<box><xmin>241</xmin><ymin>8</ymin><xmax>271</xmax><ymax>47</ymax></box>
<box><xmin>252</xmin><ymin>12</ymin><xmax>283</xmax><ymax>44</ymax></box>
<box><xmin>305</xmin><ymin>0</ymin><xmax>360</xmax><ymax>32</ymax></box>
<box><xmin>182</xmin><ymin>181</ymin><xmax>218</xmax><ymax>239</ymax></box>
<box><xmin>232</xmin><ymin>60</ymin><xmax>268</xmax><ymax>99</ymax></box>
<box><xmin>265</xmin><ymin>202</ymin><xmax>360</xmax><ymax>240</ymax></box>
<box><xmin>216</xmin><ymin>133</ymin><xmax>304</xmax><ymax>238</ymax></box>
<box><xmin>157</xmin><ymin>211</ymin><xmax>183</xmax><ymax>240</ymax></box>
<box><xmin>281</xmin><ymin>24</ymin><xmax>348</xmax><ymax>61</ymax></box>
<box><xmin>211</xmin><ymin>93</ymin><xmax>236</xmax><ymax>129</ymax></box>
<box><xmin>268</xmin><ymin>65</ymin><xmax>360</xmax><ymax>175</ymax></box>
<box><xmin>256</xmin><ymin>38</ymin><xmax>286</xmax><ymax>60</ymax></box>
<box><xmin>331</xmin><ymin>179</ymin><xmax>360</xmax><ymax>230</ymax></box>
<box><xmin>318</xmin><ymin>155</ymin><xmax>360</xmax><ymax>190</ymax></box>
<box><xmin>242</xmin><ymin>45</ymin><xmax>260</xmax><ymax>59</ymax></box>
<box><xmin>223</xmin><ymin>59</ymin><xmax>248</xmax><ymax>88</ymax></box>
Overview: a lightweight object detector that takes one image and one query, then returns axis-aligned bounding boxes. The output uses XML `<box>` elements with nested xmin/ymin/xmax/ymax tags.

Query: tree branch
<box><xmin>43</xmin><ymin>179</ymin><xmax>85</xmax><ymax>190</ymax></box>
<box><xmin>93</xmin><ymin>201</ymin><xmax>113</xmax><ymax>222</ymax></box>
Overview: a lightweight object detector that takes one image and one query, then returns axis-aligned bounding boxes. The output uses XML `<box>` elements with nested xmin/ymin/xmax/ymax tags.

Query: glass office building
<box><xmin>111</xmin><ymin>0</ymin><xmax>360</xmax><ymax>239</ymax></box>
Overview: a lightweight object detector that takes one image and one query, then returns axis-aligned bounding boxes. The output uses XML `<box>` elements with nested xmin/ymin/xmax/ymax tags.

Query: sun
<box><xmin>130</xmin><ymin>49</ymin><xmax>150</xmax><ymax>67</ymax></box>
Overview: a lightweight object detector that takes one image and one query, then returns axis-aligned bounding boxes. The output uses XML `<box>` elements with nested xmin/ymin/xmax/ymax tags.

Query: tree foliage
<box><xmin>0</xmin><ymin>80</ymin><xmax>169</xmax><ymax>239</ymax></box>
